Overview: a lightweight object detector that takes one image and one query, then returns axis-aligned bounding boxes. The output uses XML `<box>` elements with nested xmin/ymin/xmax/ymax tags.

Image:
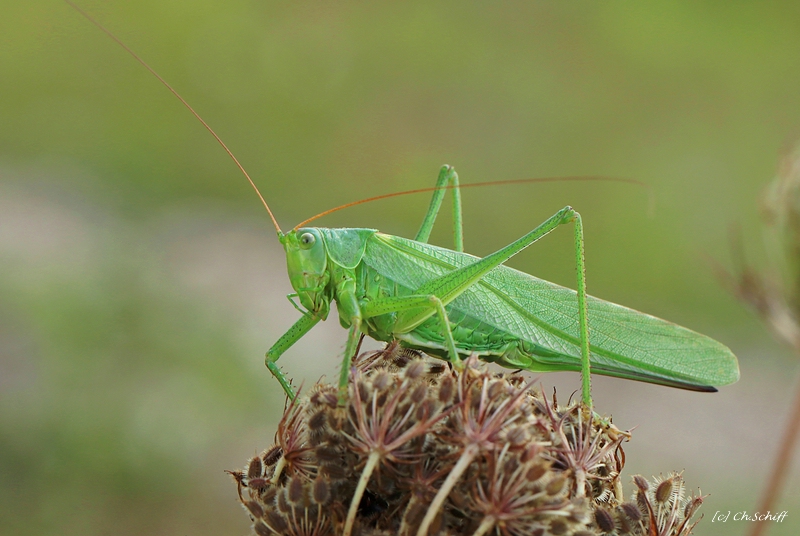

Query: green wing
<box><xmin>363</xmin><ymin>233</ymin><xmax>739</xmax><ymax>389</ymax></box>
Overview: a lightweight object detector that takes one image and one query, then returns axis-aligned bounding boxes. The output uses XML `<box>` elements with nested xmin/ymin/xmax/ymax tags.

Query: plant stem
<box><xmin>270</xmin><ymin>456</ymin><xmax>286</xmax><ymax>485</ymax></box>
<box><xmin>417</xmin><ymin>443</ymin><xmax>480</xmax><ymax>536</ymax></box>
<box><xmin>344</xmin><ymin>451</ymin><xmax>381</xmax><ymax>536</ymax></box>
<box><xmin>470</xmin><ymin>516</ymin><xmax>496</xmax><ymax>536</ymax></box>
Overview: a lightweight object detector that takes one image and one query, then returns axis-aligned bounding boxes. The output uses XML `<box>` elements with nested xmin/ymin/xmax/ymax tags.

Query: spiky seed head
<box><xmin>411</xmin><ymin>383</ymin><xmax>428</xmax><ymax>404</ymax></box>
<box><xmin>246</xmin><ymin>500</ymin><xmax>264</xmax><ymax>519</ymax></box>
<box><xmin>549</xmin><ymin>518</ymin><xmax>569</xmax><ymax>535</ymax></box>
<box><xmin>636</xmin><ymin>490</ymin><xmax>649</xmax><ymax>513</ymax></box>
<box><xmin>315</xmin><ymin>445</ymin><xmax>340</xmax><ymax>463</ymax></box>
<box><xmin>546</xmin><ymin>475</ymin><xmax>567</xmax><ymax>496</ymax></box>
<box><xmin>487</xmin><ymin>379</ymin><xmax>505</xmax><ymax>399</ymax></box>
<box><xmin>372</xmin><ymin>370</ymin><xmax>391</xmax><ymax>391</ymax></box>
<box><xmin>230</xmin><ymin>348</ymin><xmax>706</xmax><ymax>536</ymax></box>
<box><xmin>526</xmin><ymin>463</ymin><xmax>547</xmax><ymax>482</ymax></box>
<box><xmin>308</xmin><ymin>409</ymin><xmax>327</xmax><ymax>433</ymax></box>
<box><xmin>616</xmin><ymin>509</ymin><xmax>634</xmax><ymax>534</ymax></box>
<box><xmin>391</xmin><ymin>349</ymin><xmax>411</xmax><ymax>368</ymax></box>
<box><xmin>253</xmin><ymin>521</ymin><xmax>272</xmax><ymax>536</ymax></box>
<box><xmin>266</xmin><ymin>511</ymin><xmax>289</xmax><ymax>533</ymax></box>
<box><xmin>428</xmin><ymin>362</ymin><xmax>446</xmax><ymax>375</ymax></box>
<box><xmin>310</xmin><ymin>388</ymin><xmax>338</xmax><ymax>409</ymax></box>
<box><xmin>260</xmin><ymin>488</ymin><xmax>277</xmax><ymax>505</ymax></box>
<box><xmin>247</xmin><ymin>456</ymin><xmax>263</xmax><ymax>480</ymax></box>
<box><xmin>438</xmin><ymin>374</ymin><xmax>455</xmax><ymax>403</ymax></box>
<box><xmin>262</xmin><ymin>445</ymin><xmax>283</xmax><ymax>467</ymax></box>
<box><xmin>405</xmin><ymin>360</ymin><xmax>425</xmax><ymax>379</ymax></box>
<box><xmin>321</xmin><ymin>461</ymin><xmax>348</xmax><ymax>480</ymax></box>
<box><xmin>594</xmin><ymin>507</ymin><xmax>615</xmax><ymax>532</ymax></box>
<box><xmin>313</xmin><ymin>476</ymin><xmax>330</xmax><ymax>506</ymax></box>
<box><xmin>685</xmin><ymin>494</ymin><xmax>704</xmax><ymax>519</ymax></box>
<box><xmin>357</xmin><ymin>380</ymin><xmax>371</xmax><ymax>402</ymax></box>
<box><xmin>276</xmin><ymin>487</ymin><xmax>291</xmax><ymax>513</ymax></box>
<box><xmin>655</xmin><ymin>477</ymin><xmax>673</xmax><ymax>504</ymax></box>
<box><xmin>287</xmin><ymin>475</ymin><xmax>305</xmax><ymax>506</ymax></box>
<box><xmin>505</xmin><ymin>426</ymin><xmax>528</xmax><ymax>446</ymax></box>
<box><xmin>620</xmin><ymin>502</ymin><xmax>642</xmax><ymax>522</ymax></box>
<box><xmin>247</xmin><ymin>477</ymin><xmax>269</xmax><ymax>490</ymax></box>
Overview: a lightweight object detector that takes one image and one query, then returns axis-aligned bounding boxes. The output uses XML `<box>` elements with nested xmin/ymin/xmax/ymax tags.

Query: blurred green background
<box><xmin>2</xmin><ymin>1</ymin><xmax>800</xmax><ymax>534</ymax></box>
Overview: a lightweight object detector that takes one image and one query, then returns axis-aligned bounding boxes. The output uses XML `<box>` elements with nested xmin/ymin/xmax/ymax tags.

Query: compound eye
<box><xmin>299</xmin><ymin>232</ymin><xmax>316</xmax><ymax>248</ymax></box>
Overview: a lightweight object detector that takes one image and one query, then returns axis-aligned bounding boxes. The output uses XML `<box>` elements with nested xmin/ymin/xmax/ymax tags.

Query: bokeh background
<box><xmin>2</xmin><ymin>1</ymin><xmax>800</xmax><ymax>534</ymax></box>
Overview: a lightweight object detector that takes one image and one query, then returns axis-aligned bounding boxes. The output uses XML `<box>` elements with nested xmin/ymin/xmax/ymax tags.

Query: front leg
<box><xmin>338</xmin><ymin>322</ymin><xmax>363</xmax><ymax>404</ymax></box>
<box><xmin>333</xmin><ymin>271</ymin><xmax>365</xmax><ymax>404</ymax></box>
<box><xmin>265</xmin><ymin>313</ymin><xmax>321</xmax><ymax>400</ymax></box>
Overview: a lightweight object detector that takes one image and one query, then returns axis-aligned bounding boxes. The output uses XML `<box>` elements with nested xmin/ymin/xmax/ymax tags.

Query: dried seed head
<box><xmin>266</xmin><ymin>511</ymin><xmax>289</xmax><ymax>533</ymax></box>
<box><xmin>633</xmin><ymin>474</ymin><xmax>649</xmax><ymax>492</ymax></box>
<box><xmin>372</xmin><ymin>370</ymin><xmax>391</xmax><ymax>391</ymax></box>
<box><xmin>357</xmin><ymin>380</ymin><xmax>371</xmax><ymax>402</ymax></box>
<box><xmin>620</xmin><ymin>502</ymin><xmax>642</xmax><ymax>522</ymax></box>
<box><xmin>262</xmin><ymin>445</ymin><xmax>283</xmax><ymax>467</ymax></box>
<box><xmin>655</xmin><ymin>476</ymin><xmax>673</xmax><ymax>504</ymax></box>
<box><xmin>313</xmin><ymin>476</ymin><xmax>330</xmax><ymax>506</ymax></box>
<box><xmin>438</xmin><ymin>374</ymin><xmax>455</xmax><ymax>403</ymax></box>
<box><xmin>247</xmin><ymin>477</ymin><xmax>268</xmax><ymax>491</ymax></box>
<box><xmin>405</xmin><ymin>359</ymin><xmax>425</xmax><ymax>379</ymax></box>
<box><xmin>287</xmin><ymin>475</ymin><xmax>305</xmax><ymax>506</ymax></box>
<box><xmin>411</xmin><ymin>383</ymin><xmax>428</xmax><ymax>404</ymax></box>
<box><xmin>276</xmin><ymin>488</ymin><xmax>290</xmax><ymax>513</ymax></box>
<box><xmin>391</xmin><ymin>349</ymin><xmax>411</xmax><ymax>368</ymax></box>
<box><xmin>246</xmin><ymin>500</ymin><xmax>264</xmax><ymax>519</ymax></box>
<box><xmin>549</xmin><ymin>518</ymin><xmax>569</xmax><ymax>535</ymax></box>
<box><xmin>428</xmin><ymin>362</ymin><xmax>446</xmax><ymax>376</ymax></box>
<box><xmin>594</xmin><ymin>508</ymin><xmax>615</xmax><ymax>533</ymax></box>
<box><xmin>308</xmin><ymin>410</ymin><xmax>328</xmax><ymax>437</ymax></box>
<box><xmin>247</xmin><ymin>456</ymin><xmax>263</xmax><ymax>480</ymax></box>
<box><xmin>616</xmin><ymin>510</ymin><xmax>634</xmax><ymax>534</ymax></box>
<box><xmin>231</xmin><ymin>348</ymin><xmax>705</xmax><ymax>536</ymax></box>
<box><xmin>487</xmin><ymin>379</ymin><xmax>505</xmax><ymax>399</ymax></box>
<box><xmin>310</xmin><ymin>388</ymin><xmax>338</xmax><ymax>409</ymax></box>
<box><xmin>685</xmin><ymin>494</ymin><xmax>704</xmax><ymax>519</ymax></box>
<box><xmin>253</xmin><ymin>521</ymin><xmax>272</xmax><ymax>536</ymax></box>
<box><xmin>375</xmin><ymin>389</ymin><xmax>389</xmax><ymax>408</ymax></box>
<box><xmin>320</xmin><ymin>461</ymin><xmax>347</xmax><ymax>480</ymax></box>
<box><xmin>505</xmin><ymin>426</ymin><xmax>527</xmax><ymax>446</ymax></box>
<box><xmin>546</xmin><ymin>475</ymin><xmax>567</xmax><ymax>496</ymax></box>
<box><xmin>315</xmin><ymin>445</ymin><xmax>340</xmax><ymax>463</ymax></box>
<box><xmin>526</xmin><ymin>463</ymin><xmax>547</xmax><ymax>482</ymax></box>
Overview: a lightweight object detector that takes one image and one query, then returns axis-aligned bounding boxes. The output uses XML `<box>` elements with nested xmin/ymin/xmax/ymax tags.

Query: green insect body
<box><xmin>268</xmin><ymin>166</ymin><xmax>740</xmax><ymax>406</ymax></box>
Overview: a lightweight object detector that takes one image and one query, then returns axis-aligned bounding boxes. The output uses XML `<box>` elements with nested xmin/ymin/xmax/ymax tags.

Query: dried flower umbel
<box><xmin>230</xmin><ymin>346</ymin><xmax>705</xmax><ymax>535</ymax></box>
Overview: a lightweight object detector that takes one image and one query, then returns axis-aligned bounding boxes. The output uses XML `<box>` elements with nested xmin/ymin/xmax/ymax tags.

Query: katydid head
<box><xmin>281</xmin><ymin>228</ymin><xmax>331</xmax><ymax>315</ymax></box>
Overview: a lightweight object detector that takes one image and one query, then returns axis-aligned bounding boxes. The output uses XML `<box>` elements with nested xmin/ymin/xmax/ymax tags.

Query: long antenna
<box><xmin>294</xmin><ymin>176</ymin><xmax>649</xmax><ymax>229</ymax></box>
<box><xmin>63</xmin><ymin>0</ymin><xmax>283</xmax><ymax>235</ymax></box>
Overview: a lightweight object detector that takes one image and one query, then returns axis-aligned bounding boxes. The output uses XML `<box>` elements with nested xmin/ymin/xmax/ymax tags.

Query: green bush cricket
<box><xmin>273</xmin><ymin>167</ymin><xmax>738</xmax><ymax>409</ymax></box>
<box><xmin>67</xmin><ymin>2</ymin><xmax>740</xmax><ymax>411</ymax></box>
